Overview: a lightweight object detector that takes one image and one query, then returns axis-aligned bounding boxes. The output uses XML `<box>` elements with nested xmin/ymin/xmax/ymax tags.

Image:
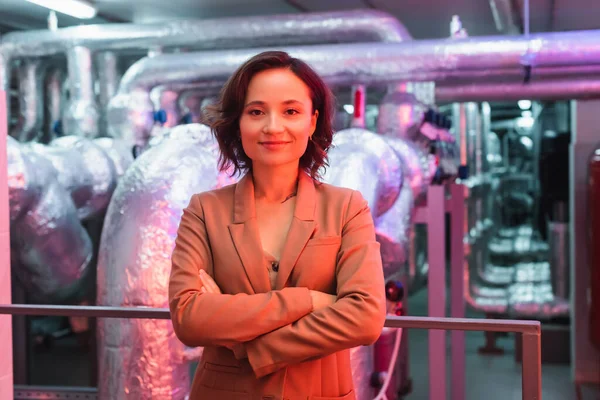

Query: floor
<box><xmin>20</xmin><ymin>287</ymin><xmax>599</xmax><ymax>400</ymax></box>
<box><xmin>403</xmin><ymin>288</ymin><xmax>596</xmax><ymax>400</ymax></box>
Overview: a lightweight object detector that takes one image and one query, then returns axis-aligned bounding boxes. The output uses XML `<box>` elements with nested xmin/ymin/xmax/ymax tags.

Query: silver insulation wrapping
<box><xmin>97</xmin><ymin>51</ymin><xmax>121</xmax><ymax>137</ymax></box>
<box><xmin>384</xmin><ymin>137</ymin><xmax>434</xmax><ymax>205</ymax></box>
<box><xmin>10</xmin><ymin>59</ymin><xmax>44</xmax><ymax>142</ymax></box>
<box><xmin>377</xmin><ymin>91</ymin><xmax>425</xmax><ymax>141</ymax></box>
<box><xmin>0</xmin><ymin>9</ymin><xmax>412</xmax><ymax>89</ymax></box>
<box><xmin>8</xmin><ymin>136</ymin><xmax>93</xmax><ymax>302</ymax></box>
<box><xmin>29</xmin><ymin>136</ymin><xmax>121</xmax><ymax>220</ymax></box>
<box><xmin>323</xmin><ymin>128</ymin><xmax>402</xmax><ymax>218</ymax></box>
<box><xmin>63</xmin><ymin>46</ymin><xmax>100</xmax><ymax>138</ymax></box>
<box><xmin>96</xmin><ymin>124</ymin><xmax>236</xmax><ymax>400</ymax></box>
<box><xmin>44</xmin><ymin>66</ymin><xmax>65</xmax><ymax>143</ymax></box>
<box><xmin>108</xmin><ymin>27</ymin><xmax>600</xmax><ymax>146</ymax></box>
<box><xmin>322</xmin><ymin>128</ymin><xmax>407</xmax><ymax>280</ymax></box>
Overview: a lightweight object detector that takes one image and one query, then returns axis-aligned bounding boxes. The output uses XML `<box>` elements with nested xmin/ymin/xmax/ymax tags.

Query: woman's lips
<box><xmin>259</xmin><ymin>141</ymin><xmax>291</xmax><ymax>150</ymax></box>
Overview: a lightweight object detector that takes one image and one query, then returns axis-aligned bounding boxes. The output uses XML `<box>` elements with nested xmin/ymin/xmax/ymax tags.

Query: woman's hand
<box><xmin>199</xmin><ymin>270</ymin><xmax>244</xmax><ymax>354</ymax></box>
<box><xmin>199</xmin><ymin>269</ymin><xmax>222</xmax><ymax>294</ymax></box>
<box><xmin>309</xmin><ymin>290</ymin><xmax>337</xmax><ymax>311</ymax></box>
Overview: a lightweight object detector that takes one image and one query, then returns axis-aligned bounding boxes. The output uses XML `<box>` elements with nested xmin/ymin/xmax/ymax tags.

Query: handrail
<box><xmin>0</xmin><ymin>304</ymin><xmax>542</xmax><ymax>399</ymax></box>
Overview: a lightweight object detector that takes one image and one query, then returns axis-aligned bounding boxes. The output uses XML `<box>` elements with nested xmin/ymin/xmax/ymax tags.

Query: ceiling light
<box><xmin>25</xmin><ymin>0</ymin><xmax>97</xmax><ymax>19</ymax></box>
<box><xmin>518</xmin><ymin>100</ymin><xmax>532</xmax><ymax>110</ymax></box>
<box><xmin>343</xmin><ymin>104</ymin><xmax>354</xmax><ymax>114</ymax></box>
<box><xmin>521</xmin><ymin>110</ymin><xmax>533</xmax><ymax>118</ymax></box>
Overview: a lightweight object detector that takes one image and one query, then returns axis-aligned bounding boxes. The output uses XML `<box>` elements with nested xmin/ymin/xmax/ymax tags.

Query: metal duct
<box><xmin>113</xmin><ymin>29</ymin><xmax>600</xmax><ymax>93</ymax></box>
<box><xmin>465</xmin><ymin>103</ymin><xmax>480</xmax><ymax>175</ymax></box>
<box><xmin>63</xmin><ymin>46</ymin><xmax>100</xmax><ymax>139</ymax></box>
<box><xmin>150</xmin><ymin>87</ymin><xmax>180</xmax><ymax>128</ymax></box>
<box><xmin>10</xmin><ymin>59</ymin><xmax>44</xmax><ymax>142</ymax></box>
<box><xmin>322</xmin><ymin>128</ymin><xmax>402</xmax><ymax>218</ymax></box>
<box><xmin>487</xmin><ymin>132</ymin><xmax>503</xmax><ymax>169</ymax></box>
<box><xmin>8</xmin><ymin>136</ymin><xmax>93</xmax><ymax>302</ymax></box>
<box><xmin>0</xmin><ymin>9</ymin><xmax>412</xmax><ymax>90</ymax></box>
<box><xmin>385</xmin><ymin>137</ymin><xmax>434</xmax><ymax>206</ymax></box>
<box><xmin>374</xmin><ymin>179</ymin><xmax>414</xmax><ymax>277</ymax></box>
<box><xmin>480</xmin><ymin>102</ymin><xmax>492</xmax><ymax>174</ymax></box>
<box><xmin>110</xmin><ymin>29</ymin><xmax>600</xmax><ymax>83</ymax></box>
<box><xmin>178</xmin><ymin>91</ymin><xmax>204</xmax><ymax>124</ymax></box>
<box><xmin>44</xmin><ymin>66</ymin><xmax>64</xmax><ymax>143</ymax></box>
<box><xmin>110</xmin><ymin>27</ymin><xmax>600</xmax><ymax>146</ymax></box>
<box><xmin>436</xmin><ymin>78</ymin><xmax>600</xmax><ymax>102</ymax></box>
<box><xmin>93</xmin><ymin>137</ymin><xmax>135</xmax><ymax>179</ymax></box>
<box><xmin>96</xmin><ymin>124</ymin><xmax>237</xmax><ymax>400</ymax></box>
<box><xmin>377</xmin><ymin>91</ymin><xmax>425</xmax><ymax>141</ymax></box>
<box><xmin>97</xmin><ymin>52</ymin><xmax>121</xmax><ymax>137</ymax></box>
<box><xmin>29</xmin><ymin>136</ymin><xmax>120</xmax><ymax>221</ymax></box>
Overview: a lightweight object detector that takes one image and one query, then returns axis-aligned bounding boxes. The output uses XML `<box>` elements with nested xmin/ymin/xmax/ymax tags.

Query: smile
<box><xmin>259</xmin><ymin>141</ymin><xmax>291</xmax><ymax>150</ymax></box>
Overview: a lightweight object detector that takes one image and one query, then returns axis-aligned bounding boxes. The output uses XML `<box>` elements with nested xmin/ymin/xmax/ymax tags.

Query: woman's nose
<box><xmin>263</xmin><ymin>114</ymin><xmax>285</xmax><ymax>134</ymax></box>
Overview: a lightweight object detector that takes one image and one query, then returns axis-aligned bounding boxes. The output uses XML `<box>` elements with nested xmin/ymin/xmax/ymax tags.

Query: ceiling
<box><xmin>1</xmin><ymin>0</ymin><xmax>600</xmax><ymax>39</ymax></box>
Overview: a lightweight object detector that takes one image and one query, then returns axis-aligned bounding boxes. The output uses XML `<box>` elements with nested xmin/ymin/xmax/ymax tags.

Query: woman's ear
<box><xmin>311</xmin><ymin>110</ymin><xmax>319</xmax><ymax>134</ymax></box>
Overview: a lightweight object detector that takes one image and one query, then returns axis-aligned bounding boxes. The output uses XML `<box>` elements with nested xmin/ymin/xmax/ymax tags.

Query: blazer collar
<box><xmin>233</xmin><ymin>169</ymin><xmax>316</xmax><ymax>223</ymax></box>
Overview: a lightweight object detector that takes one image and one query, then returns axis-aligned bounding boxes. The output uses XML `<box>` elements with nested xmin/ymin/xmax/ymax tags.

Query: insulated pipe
<box><xmin>109</xmin><ymin>28</ymin><xmax>600</xmax><ymax>146</ymax></box>
<box><xmin>63</xmin><ymin>46</ymin><xmax>100</xmax><ymax>138</ymax></box>
<box><xmin>436</xmin><ymin>78</ymin><xmax>600</xmax><ymax>102</ymax></box>
<box><xmin>8</xmin><ymin>136</ymin><xmax>93</xmax><ymax>303</ymax></box>
<box><xmin>44</xmin><ymin>66</ymin><xmax>64</xmax><ymax>143</ymax></box>
<box><xmin>96</xmin><ymin>124</ymin><xmax>237</xmax><ymax>400</ymax></box>
<box><xmin>0</xmin><ymin>10</ymin><xmax>412</xmax><ymax>90</ymax></box>
<box><xmin>10</xmin><ymin>59</ymin><xmax>44</xmax><ymax>142</ymax></box>
<box><xmin>28</xmin><ymin>135</ymin><xmax>128</xmax><ymax>221</ymax></box>
<box><xmin>97</xmin><ymin>52</ymin><xmax>121</xmax><ymax>137</ymax></box>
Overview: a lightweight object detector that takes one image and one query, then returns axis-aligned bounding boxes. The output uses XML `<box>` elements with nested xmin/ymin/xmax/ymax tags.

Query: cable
<box><xmin>372</xmin><ymin>327</ymin><xmax>403</xmax><ymax>400</ymax></box>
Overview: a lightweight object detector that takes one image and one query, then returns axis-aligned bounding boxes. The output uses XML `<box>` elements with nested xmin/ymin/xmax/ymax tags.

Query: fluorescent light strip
<box><xmin>25</xmin><ymin>0</ymin><xmax>97</xmax><ymax>19</ymax></box>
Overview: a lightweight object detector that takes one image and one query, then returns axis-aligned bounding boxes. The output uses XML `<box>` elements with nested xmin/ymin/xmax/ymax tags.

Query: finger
<box><xmin>206</xmin><ymin>275</ymin><xmax>222</xmax><ymax>294</ymax></box>
<box><xmin>200</xmin><ymin>271</ymin><xmax>221</xmax><ymax>294</ymax></box>
<box><xmin>199</xmin><ymin>272</ymin><xmax>216</xmax><ymax>294</ymax></box>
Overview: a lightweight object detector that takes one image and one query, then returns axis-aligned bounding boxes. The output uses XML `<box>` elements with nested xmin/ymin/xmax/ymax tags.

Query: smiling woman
<box><xmin>169</xmin><ymin>51</ymin><xmax>386</xmax><ymax>400</ymax></box>
<box><xmin>204</xmin><ymin>51</ymin><xmax>334</xmax><ymax>182</ymax></box>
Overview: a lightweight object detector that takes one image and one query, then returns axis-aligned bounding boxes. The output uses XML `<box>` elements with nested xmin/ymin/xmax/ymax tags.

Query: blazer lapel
<box><xmin>275</xmin><ymin>171</ymin><xmax>317</xmax><ymax>289</ymax></box>
<box><xmin>228</xmin><ymin>173</ymin><xmax>271</xmax><ymax>294</ymax></box>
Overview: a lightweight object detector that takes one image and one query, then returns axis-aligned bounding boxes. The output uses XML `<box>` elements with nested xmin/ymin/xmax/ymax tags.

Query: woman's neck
<box><xmin>252</xmin><ymin>163</ymin><xmax>299</xmax><ymax>204</ymax></box>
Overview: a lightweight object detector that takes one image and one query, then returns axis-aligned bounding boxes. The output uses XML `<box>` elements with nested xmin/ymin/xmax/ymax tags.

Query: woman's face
<box><xmin>239</xmin><ymin>68</ymin><xmax>318</xmax><ymax>171</ymax></box>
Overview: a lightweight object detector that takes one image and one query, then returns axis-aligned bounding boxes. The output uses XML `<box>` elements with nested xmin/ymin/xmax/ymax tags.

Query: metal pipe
<box><xmin>109</xmin><ymin>28</ymin><xmax>600</xmax><ymax>146</ymax></box>
<box><xmin>63</xmin><ymin>46</ymin><xmax>100</xmax><ymax>138</ymax></box>
<box><xmin>436</xmin><ymin>78</ymin><xmax>600</xmax><ymax>102</ymax></box>
<box><xmin>0</xmin><ymin>9</ymin><xmax>412</xmax><ymax>89</ymax></box>
<box><xmin>10</xmin><ymin>59</ymin><xmax>44</xmax><ymax>142</ymax></box>
<box><xmin>96</xmin><ymin>52</ymin><xmax>121</xmax><ymax>137</ymax></box>
<box><xmin>44</xmin><ymin>66</ymin><xmax>64</xmax><ymax>143</ymax></box>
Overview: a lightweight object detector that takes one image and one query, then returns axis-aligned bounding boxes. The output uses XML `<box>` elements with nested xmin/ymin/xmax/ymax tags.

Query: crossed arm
<box><xmin>168</xmin><ymin>191</ymin><xmax>386</xmax><ymax>377</ymax></box>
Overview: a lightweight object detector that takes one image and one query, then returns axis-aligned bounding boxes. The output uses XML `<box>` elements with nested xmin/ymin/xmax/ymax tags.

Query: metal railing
<box><xmin>0</xmin><ymin>304</ymin><xmax>542</xmax><ymax>400</ymax></box>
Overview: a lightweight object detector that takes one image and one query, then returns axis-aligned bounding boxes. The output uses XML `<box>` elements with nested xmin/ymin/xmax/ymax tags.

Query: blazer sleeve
<box><xmin>169</xmin><ymin>194</ymin><xmax>314</xmax><ymax>348</ymax></box>
<box><xmin>240</xmin><ymin>190</ymin><xmax>387</xmax><ymax>378</ymax></box>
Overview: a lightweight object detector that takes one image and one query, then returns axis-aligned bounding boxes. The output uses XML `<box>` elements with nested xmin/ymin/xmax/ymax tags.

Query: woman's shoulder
<box><xmin>190</xmin><ymin>182</ymin><xmax>236</xmax><ymax>209</ymax></box>
<box><xmin>315</xmin><ymin>181</ymin><xmax>367</xmax><ymax>209</ymax></box>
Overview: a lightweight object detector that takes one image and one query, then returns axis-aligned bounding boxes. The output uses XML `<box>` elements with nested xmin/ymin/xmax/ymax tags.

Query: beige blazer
<box><xmin>169</xmin><ymin>170</ymin><xmax>386</xmax><ymax>400</ymax></box>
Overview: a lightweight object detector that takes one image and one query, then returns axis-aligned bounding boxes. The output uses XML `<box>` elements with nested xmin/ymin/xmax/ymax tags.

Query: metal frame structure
<box><xmin>413</xmin><ymin>183</ymin><xmax>466</xmax><ymax>400</ymax></box>
<box><xmin>0</xmin><ymin>304</ymin><xmax>542</xmax><ymax>400</ymax></box>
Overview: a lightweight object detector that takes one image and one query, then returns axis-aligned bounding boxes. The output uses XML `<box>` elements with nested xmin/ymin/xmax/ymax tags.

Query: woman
<box><xmin>169</xmin><ymin>51</ymin><xmax>386</xmax><ymax>400</ymax></box>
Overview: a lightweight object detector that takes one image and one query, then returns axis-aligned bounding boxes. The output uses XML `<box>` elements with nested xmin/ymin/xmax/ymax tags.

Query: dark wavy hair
<box><xmin>203</xmin><ymin>51</ymin><xmax>335</xmax><ymax>180</ymax></box>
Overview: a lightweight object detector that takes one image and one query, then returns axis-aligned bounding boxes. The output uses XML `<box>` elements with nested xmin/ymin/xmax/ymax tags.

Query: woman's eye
<box><xmin>285</xmin><ymin>109</ymin><xmax>299</xmax><ymax>115</ymax></box>
<box><xmin>248</xmin><ymin>109</ymin><xmax>263</xmax><ymax>116</ymax></box>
